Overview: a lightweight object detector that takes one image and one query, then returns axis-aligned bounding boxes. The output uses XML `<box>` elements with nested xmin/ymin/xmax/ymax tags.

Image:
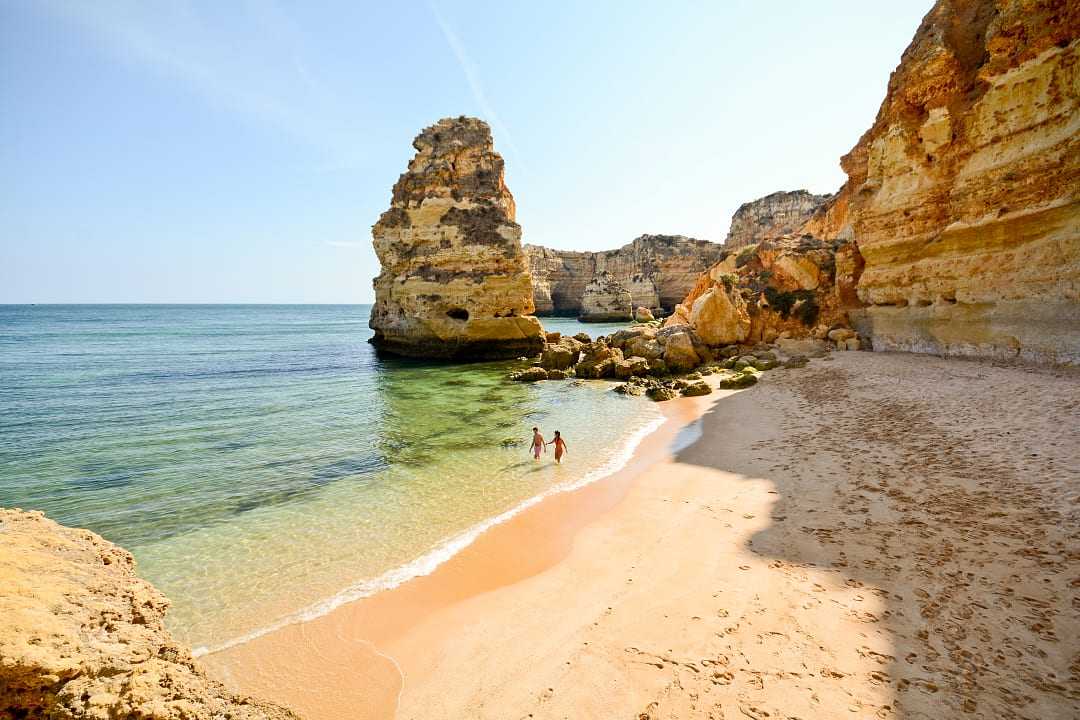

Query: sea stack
<box><xmin>370</xmin><ymin>117</ymin><xmax>544</xmax><ymax>359</ymax></box>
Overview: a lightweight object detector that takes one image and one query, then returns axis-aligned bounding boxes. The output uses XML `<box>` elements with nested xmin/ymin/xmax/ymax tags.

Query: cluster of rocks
<box><xmin>508</xmin><ymin>324</ymin><xmax>820</xmax><ymax>401</ymax></box>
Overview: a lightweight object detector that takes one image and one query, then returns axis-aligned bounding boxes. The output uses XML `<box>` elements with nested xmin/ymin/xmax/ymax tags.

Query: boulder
<box><xmin>682</xmin><ymin>381</ymin><xmax>712</xmax><ymax>397</ymax></box>
<box><xmin>545</xmin><ymin>369</ymin><xmax>571</xmax><ymax>380</ymax></box>
<box><xmin>828</xmin><ymin>328</ymin><xmax>856</xmax><ymax>342</ymax></box>
<box><xmin>634</xmin><ymin>306</ymin><xmax>655</xmax><ymax>322</ymax></box>
<box><xmin>657</xmin><ymin>325</ymin><xmax>702</xmax><ymax>373</ymax></box>
<box><xmin>614</xmin><ymin>382</ymin><xmax>646</xmax><ymax>396</ymax></box>
<box><xmin>689</xmin><ymin>286</ymin><xmax>751</xmax><ymax>346</ymax></box>
<box><xmin>783</xmin><ymin>355</ymin><xmax>810</xmax><ymax>368</ymax></box>
<box><xmin>647</xmin><ymin>358</ymin><xmax>669</xmax><ymax>376</ymax></box>
<box><xmin>776</xmin><ymin>337</ymin><xmax>828</xmax><ymax>358</ymax></box>
<box><xmin>544</xmin><ymin>331</ymin><xmax>562</xmax><ymax>344</ymax></box>
<box><xmin>576</xmin><ymin>344</ymin><xmax>623</xmax><ymax>379</ymax></box>
<box><xmin>540</xmin><ymin>344</ymin><xmax>576</xmax><ymax>370</ymax></box>
<box><xmin>573</xmin><ymin>332</ymin><xmax>592</xmax><ymax>343</ymax></box>
<box><xmin>716</xmin><ymin>371</ymin><xmax>759</xmax><ymax>389</ymax></box>
<box><xmin>510</xmin><ymin>367</ymin><xmax>549</xmax><ymax>382</ymax></box>
<box><xmin>647</xmin><ymin>386</ymin><xmax>679</xmax><ymax>401</ymax></box>
<box><xmin>613</xmin><ymin>357</ymin><xmax>650</xmax><ymax>380</ymax></box>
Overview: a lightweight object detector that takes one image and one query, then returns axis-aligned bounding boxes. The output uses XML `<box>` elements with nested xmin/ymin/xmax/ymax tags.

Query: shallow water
<box><xmin>0</xmin><ymin>305</ymin><xmax>660</xmax><ymax>650</ymax></box>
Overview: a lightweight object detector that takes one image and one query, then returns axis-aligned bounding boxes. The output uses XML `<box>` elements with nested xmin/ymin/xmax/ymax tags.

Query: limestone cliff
<box><xmin>836</xmin><ymin>0</ymin><xmax>1080</xmax><ymax>363</ymax></box>
<box><xmin>579</xmin><ymin>271</ymin><xmax>633</xmax><ymax>322</ymax></box>
<box><xmin>524</xmin><ymin>235</ymin><xmax>725</xmax><ymax>317</ymax></box>
<box><xmin>370</xmin><ymin>117</ymin><xmax>544</xmax><ymax>359</ymax></box>
<box><xmin>724</xmin><ymin>190</ymin><xmax>830</xmax><ymax>249</ymax></box>
<box><xmin>0</xmin><ymin>509</ymin><xmax>299</xmax><ymax>720</ymax></box>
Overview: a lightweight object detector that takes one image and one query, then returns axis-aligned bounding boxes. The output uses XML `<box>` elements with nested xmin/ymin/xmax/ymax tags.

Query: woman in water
<box><xmin>531</xmin><ymin>426</ymin><xmax>546</xmax><ymax>461</ymax></box>
<box><xmin>547</xmin><ymin>430</ymin><xmax>568</xmax><ymax>464</ymax></box>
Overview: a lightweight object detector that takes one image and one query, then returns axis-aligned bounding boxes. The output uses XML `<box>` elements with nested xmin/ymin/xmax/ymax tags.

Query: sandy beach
<box><xmin>203</xmin><ymin>352</ymin><xmax>1079</xmax><ymax>720</ymax></box>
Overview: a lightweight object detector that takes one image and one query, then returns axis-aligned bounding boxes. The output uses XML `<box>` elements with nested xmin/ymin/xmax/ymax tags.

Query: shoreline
<box><xmin>201</xmin><ymin>381</ymin><xmax>725</xmax><ymax>718</ymax></box>
<box><xmin>203</xmin><ymin>352</ymin><xmax>1079</xmax><ymax>719</ymax></box>
<box><xmin>190</xmin><ymin>405</ymin><xmax>670</xmax><ymax>659</ymax></box>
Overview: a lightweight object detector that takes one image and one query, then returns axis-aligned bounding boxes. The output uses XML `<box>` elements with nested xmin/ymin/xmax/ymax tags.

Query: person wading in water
<box><xmin>531</xmin><ymin>426</ymin><xmax>546</xmax><ymax>461</ymax></box>
<box><xmin>547</xmin><ymin>430</ymin><xmax>568</xmax><ymax>464</ymax></box>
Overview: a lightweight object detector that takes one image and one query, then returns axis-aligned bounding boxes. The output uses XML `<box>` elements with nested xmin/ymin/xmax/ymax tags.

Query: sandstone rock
<box><xmin>525</xmin><ymin>235</ymin><xmax>726</xmax><ymax>316</ymax></box>
<box><xmin>682</xmin><ymin>381</ymin><xmax>712</xmax><ymax>397</ymax></box>
<box><xmin>647</xmin><ymin>358</ymin><xmax>669</xmax><ymax>376</ymax></box>
<box><xmin>689</xmin><ymin>286</ymin><xmax>751</xmax><ymax>346</ymax></box>
<box><xmin>510</xmin><ymin>366</ymin><xmax>549</xmax><ymax>382</ymax></box>
<box><xmin>828</xmin><ymin>328</ymin><xmax>856</xmax><ymax>342</ymax></box>
<box><xmin>783</xmin><ymin>355</ymin><xmax>810</xmax><ymax>369</ymax></box>
<box><xmin>579</xmin><ymin>271</ymin><xmax>633</xmax><ymax>322</ymax></box>
<box><xmin>573</xmin><ymin>332</ymin><xmax>592</xmax><ymax>343</ymax></box>
<box><xmin>834</xmin><ymin>0</ymin><xmax>1080</xmax><ymax>363</ymax></box>
<box><xmin>576</xmin><ymin>344</ymin><xmax>622</xmax><ymax>379</ymax></box>
<box><xmin>613</xmin><ymin>382</ymin><xmax>646</xmax><ymax>396</ymax></box>
<box><xmin>0</xmin><ymin>510</ymin><xmax>298</xmax><ymax>720</ymax></box>
<box><xmin>544</xmin><ymin>331</ymin><xmax>562</xmax><ymax>344</ymax></box>
<box><xmin>613</xmin><ymin>357</ymin><xmax>650</xmax><ymax>380</ymax></box>
<box><xmin>546</xmin><ymin>369</ymin><xmax>571</xmax><ymax>380</ymax></box>
<box><xmin>725</xmin><ymin>190</ymin><xmax>831</xmax><ymax>249</ymax></box>
<box><xmin>369</xmin><ymin>117</ymin><xmax>544</xmax><ymax>360</ymax></box>
<box><xmin>657</xmin><ymin>326</ymin><xmax>701</xmax><ymax>373</ymax></box>
<box><xmin>634</xmin><ymin>306</ymin><xmax>655</xmax><ymax>322</ymax></box>
<box><xmin>842</xmin><ymin>337</ymin><xmax>861</xmax><ymax>352</ymax></box>
<box><xmin>716</xmin><ymin>371</ymin><xmax>759</xmax><ymax>389</ymax></box>
<box><xmin>540</xmin><ymin>344</ymin><xmax>576</xmax><ymax>370</ymax></box>
<box><xmin>647</xmin><ymin>386</ymin><xmax>678</xmax><ymax>401</ymax></box>
<box><xmin>776</xmin><ymin>337</ymin><xmax>828</xmax><ymax>358</ymax></box>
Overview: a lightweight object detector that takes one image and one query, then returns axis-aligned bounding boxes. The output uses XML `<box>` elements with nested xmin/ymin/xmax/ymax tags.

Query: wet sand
<box><xmin>204</xmin><ymin>352</ymin><xmax>1079</xmax><ymax>719</ymax></box>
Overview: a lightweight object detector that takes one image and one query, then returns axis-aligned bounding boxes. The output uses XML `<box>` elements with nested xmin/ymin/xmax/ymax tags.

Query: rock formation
<box><xmin>666</xmin><ymin>235</ymin><xmax>861</xmax><ymax>347</ymax></box>
<box><xmin>579</xmin><ymin>271</ymin><xmax>633</xmax><ymax>322</ymax></box>
<box><xmin>370</xmin><ymin>117</ymin><xmax>544</xmax><ymax>359</ymax></box>
<box><xmin>823</xmin><ymin>0</ymin><xmax>1079</xmax><ymax>363</ymax></box>
<box><xmin>671</xmin><ymin>0</ymin><xmax>1078</xmax><ymax>365</ymax></box>
<box><xmin>724</xmin><ymin>190</ymin><xmax>831</xmax><ymax>248</ymax></box>
<box><xmin>0</xmin><ymin>509</ymin><xmax>299</xmax><ymax>720</ymax></box>
<box><xmin>524</xmin><ymin>235</ymin><xmax>726</xmax><ymax>317</ymax></box>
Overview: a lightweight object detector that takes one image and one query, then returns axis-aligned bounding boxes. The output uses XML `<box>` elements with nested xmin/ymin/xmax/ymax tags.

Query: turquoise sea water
<box><xmin>0</xmin><ymin>305</ymin><xmax>661</xmax><ymax>651</ymax></box>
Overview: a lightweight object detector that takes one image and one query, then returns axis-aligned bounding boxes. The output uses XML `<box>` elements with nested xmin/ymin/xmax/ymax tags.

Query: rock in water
<box><xmin>0</xmin><ymin>509</ymin><xmax>299</xmax><ymax>720</ymax></box>
<box><xmin>579</xmin><ymin>271</ymin><xmax>633</xmax><ymax>322</ymax></box>
<box><xmin>370</xmin><ymin>117</ymin><xmax>544</xmax><ymax>359</ymax></box>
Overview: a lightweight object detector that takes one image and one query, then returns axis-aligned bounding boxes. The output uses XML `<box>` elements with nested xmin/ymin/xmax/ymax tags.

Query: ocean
<box><xmin>0</xmin><ymin>304</ymin><xmax>662</xmax><ymax>652</ymax></box>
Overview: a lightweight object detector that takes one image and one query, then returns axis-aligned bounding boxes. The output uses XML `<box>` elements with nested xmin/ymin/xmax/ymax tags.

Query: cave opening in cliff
<box><xmin>446</xmin><ymin>308</ymin><xmax>469</xmax><ymax>321</ymax></box>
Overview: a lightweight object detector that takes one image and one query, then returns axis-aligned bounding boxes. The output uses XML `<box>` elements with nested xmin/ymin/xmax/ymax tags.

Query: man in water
<box><xmin>531</xmin><ymin>426</ymin><xmax>546</xmax><ymax>461</ymax></box>
<box><xmin>547</xmin><ymin>430</ymin><xmax>568</xmax><ymax>464</ymax></box>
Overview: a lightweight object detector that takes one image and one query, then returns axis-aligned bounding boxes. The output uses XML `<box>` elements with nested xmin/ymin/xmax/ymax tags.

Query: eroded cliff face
<box><xmin>524</xmin><ymin>235</ymin><xmax>725</xmax><ymax>317</ymax></box>
<box><xmin>724</xmin><ymin>190</ymin><xmax>831</xmax><ymax>249</ymax></box>
<box><xmin>838</xmin><ymin>0</ymin><xmax>1080</xmax><ymax>363</ymax></box>
<box><xmin>580</xmin><ymin>271</ymin><xmax>633</xmax><ymax>322</ymax></box>
<box><xmin>370</xmin><ymin>117</ymin><xmax>544</xmax><ymax>359</ymax></box>
<box><xmin>0</xmin><ymin>509</ymin><xmax>299</xmax><ymax>720</ymax></box>
<box><xmin>666</xmin><ymin>236</ymin><xmax>863</xmax><ymax>347</ymax></box>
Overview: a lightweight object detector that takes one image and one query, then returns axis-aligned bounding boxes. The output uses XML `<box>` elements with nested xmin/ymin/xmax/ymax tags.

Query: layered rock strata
<box><xmin>579</xmin><ymin>271</ymin><xmax>633</xmax><ymax>322</ymax></box>
<box><xmin>370</xmin><ymin>117</ymin><xmax>544</xmax><ymax>359</ymax></box>
<box><xmin>724</xmin><ymin>190</ymin><xmax>831</xmax><ymax>248</ymax></box>
<box><xmin>825</xmin><ymin>0</ymin><xmax>1080</xmax><ymax>363</ymax></box>
<box><xmin>524</xmin><ymin>235</ymin><xmax>726</xmax><ymax>317</ymax></box>
<box><xmin>0</xmin><ymin>509</ymin><xmax>299</xmax><ymax>720</ymax></box>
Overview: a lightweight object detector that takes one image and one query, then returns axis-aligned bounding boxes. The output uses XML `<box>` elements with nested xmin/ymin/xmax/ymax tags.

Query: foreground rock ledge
<box><xmin>369</xmin><ymin>116</ymin><xmax>544</xmax><ymax>360</ymax></box>
<box><xmin>0</xmin><ymin>508</ymin><xmax>299</xmax><ymax>720</ymax></box>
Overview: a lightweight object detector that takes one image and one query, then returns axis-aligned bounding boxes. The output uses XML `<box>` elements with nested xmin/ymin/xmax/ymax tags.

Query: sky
<box><xmin>0</xmin><ymin>1</ymin><xmax>932</xmax><ymax>303</ymax></box>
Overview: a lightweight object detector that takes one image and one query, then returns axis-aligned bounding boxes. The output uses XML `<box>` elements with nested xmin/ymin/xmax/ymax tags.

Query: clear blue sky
<box><xmin>1</xmin><ymin>1</ymin><xmax>931</xmax><ymax>303</ymax></box>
